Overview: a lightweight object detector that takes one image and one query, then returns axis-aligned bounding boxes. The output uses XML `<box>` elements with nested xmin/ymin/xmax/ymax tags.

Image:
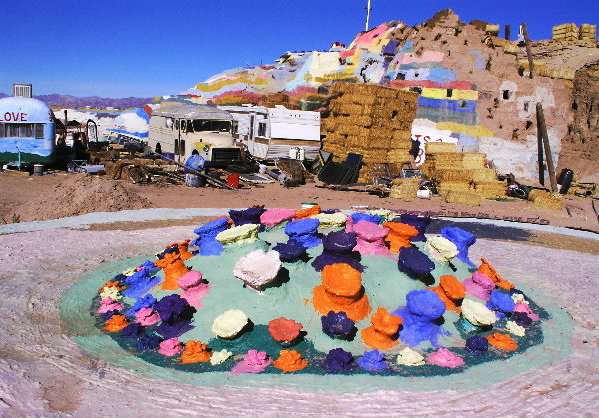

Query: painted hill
<box><xmin>185</xmin><ymin>9</ymin><xmax>599</xmax><ymax>180</ymax></box>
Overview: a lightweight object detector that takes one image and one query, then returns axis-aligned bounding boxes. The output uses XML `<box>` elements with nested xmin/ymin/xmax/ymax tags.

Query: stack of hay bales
<box><xmin>579</xmin><ymin>24</ymin><xmax>597</xmax><ymax>41</ymax></box>
<box><xmin>422</xmin><ymin>145</ymin><xmax>506</xmax><ymax>204</ymax></box>
<box><xmin>552</xmin><ymin>23</ymin><xmax>579</xmax><ymax>42</ymax></box>
<box><xmin>322</xmin><ymin>82</ymin><xmax>418</xmax><ymax>182</ymax></box>
<box><xmin>528</xmin><ymin>190</ymin><xmax>564</xmax><ymax>211</ymax></box>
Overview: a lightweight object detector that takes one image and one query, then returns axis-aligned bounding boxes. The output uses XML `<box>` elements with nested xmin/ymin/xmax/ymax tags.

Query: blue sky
<box><xmin>1</xmin><ymin>0</ymin><xmax>597</xmax><ymax>97</ymax></box>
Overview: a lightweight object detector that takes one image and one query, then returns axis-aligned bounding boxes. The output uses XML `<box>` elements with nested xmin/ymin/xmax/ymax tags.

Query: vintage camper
<box><xmin>148</xmin><ymin>102</ymin><xmax>241</xmax><ymax>166</ymax></box>
<box><xmin>0</xmin><ymin>96</ymin><xmax>55</xmax><ymax>164</ymax></box>
<box><xmin>220</xmin><ymin>105</ymin><xmax>321</xmax><ymax>161</ymax></box>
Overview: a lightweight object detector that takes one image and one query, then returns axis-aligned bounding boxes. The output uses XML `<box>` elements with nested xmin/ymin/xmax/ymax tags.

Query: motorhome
<box><xmin>0</xmin><ymin>96</ymin><xmax>55</xmax><ymax>164</ymax></box>
<box><xmin>220</xmin><ymin>105</ymin><xmax>321</xmax><ymax>161</ymax></box>
<box><xmin>148</xmin><ymin>102</ymin><xmax>241</xmax><ymax>166</ymax></box>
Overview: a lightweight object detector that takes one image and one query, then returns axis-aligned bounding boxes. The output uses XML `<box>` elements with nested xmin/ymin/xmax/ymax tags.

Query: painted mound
<box><xmin>65</xmin><ymin>207</ymin><xmax>560</xmax><ymax>384</ymax></box>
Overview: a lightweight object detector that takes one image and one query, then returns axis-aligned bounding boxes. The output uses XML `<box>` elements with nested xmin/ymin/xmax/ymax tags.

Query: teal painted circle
<box><xmin>60</xmin><ymin>227</ymin><xmax>574</xmax><ymax>393</ymax></box>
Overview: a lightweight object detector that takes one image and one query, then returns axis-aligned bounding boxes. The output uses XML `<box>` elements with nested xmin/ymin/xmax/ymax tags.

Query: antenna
<box><xmin>365</xmin><ymin>0</ymin><xmax>372</xmax><ymax>31</ymax></box>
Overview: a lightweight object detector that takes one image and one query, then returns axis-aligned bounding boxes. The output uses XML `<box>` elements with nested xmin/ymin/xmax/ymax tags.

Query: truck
<box><xmin>148</xmin><ymin>102</ymin><xmax>241</xmax><ymax>166</ymax></box>
<box><xmin>220</xmin><ymin>105</ymin><xmax>321</xmax><ymax>161</ymax></box>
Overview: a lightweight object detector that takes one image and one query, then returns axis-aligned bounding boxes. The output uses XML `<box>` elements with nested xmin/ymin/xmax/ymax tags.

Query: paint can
<box><xmin>33</xmin><ymin>164</ymin><xmax>44</xmax><ymax>176</ymax></box>
<box><xmin>226</xmin><ymin>173</ymin><xmax>240</xmax><ymax>189</ymax></box>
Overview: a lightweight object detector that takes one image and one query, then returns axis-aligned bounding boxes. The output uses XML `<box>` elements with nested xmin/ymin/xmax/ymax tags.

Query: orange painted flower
<box><xmin>180</xmin><ymin>340</ymin><xmax>211</xmax><ymax>364</ymax></box>
<box><xmin>313</xmin><ymin>263</ymin><xmax>370</xmax><ymax>321</ymax></box>
<box><xmin>104</xmin><ymin>314</ymin><xmax>128</xmax><ymax>333</ymax></box>
<box><xmin>273</xmin><ymin>350</ymin><xmax>308</xmax><ymax>373</ymax></box>
<box><xmin>268</xmin><ymin>317</ymin><xmax>304</xmax><ymax>344</ymax></box>
<box><xmin>478</xmin><ymin>258</ymin><xmax>514</xmax><ymax>290</ymax></box>
<box><xmin>361</xmin><ymin>307</ymin><xmax>402</xmax><ymax>350</ymax></box>
<box><xmin>295</xmin><ymin>205</ymin><xmax>321</xmax><ymax>219</ymax></box>
<box><xmin>440</xmin><ymin>275</ymin><xmax>465</xmax><ymax>301</ymax></box>
<box><xmin>155</xmin><ymin>252</ymin><xmax>190</xmax><ymax>290</ymax></box>
<box><xmin>486</xmin><ymin>332</ymin><xmax>518</xmax><ymax>352</ymax></box>
<box><xmin>383</xmin><ymin>222</ymin><xmax>419</xmax><ymax>253</ymax></box>
<box><xmin>100</xmin><ymin>280</ymin><xmax>123</xmax><ymax>292</ymax></box>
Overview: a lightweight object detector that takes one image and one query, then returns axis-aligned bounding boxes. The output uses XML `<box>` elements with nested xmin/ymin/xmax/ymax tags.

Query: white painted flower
<box><xmin>396</xmin><ymin>347</ymin><xmax>425</xmax><ymax>366</ymax></box>
<box><xmin>210</xmin><ymin>349</ymin><xmax>233</xmax><ymax>365</ymax></box>
<box><xmin>233</xmin><ymin>250</ymin><xmax>281</xmax><ymax>290</ymax></box>
<box><xmin>511</xmin><ymin>293</ymin><xmax>529</xmax><ymax>305</ymax></box>
<box><xmin>425</xmin><ymin>236</ymin><xmax>459</xmax><ymax>262</ymax></box>
<box><xmin>506</xmin><ymin>320</ymin><xmax>526</xmax><ymax>337</ymax></box>
<box><xmin>100</xmin><ymin>286</ymin><xmax>121</xmax><ymax>300</ymax></box>
<box><xmin>310</xmin><ymin>212</ymin><xmax>347</xmax><ymax>228</ymax></box>
<box><xmin>461</xmin><ymin>298</ymin><xmax>497</xmax><ymax>326</ymax></box>
<box><xmin>216</xmin><ymin>224</ymin><xmax>260</xmax><ymax>245</ymax></box>
<box><xmin>122</xmin><ymin>268</ymin><xmax>136</xmax><ymax>276</ymax></box>
<box><xmin>212</xmin><ymin>309</ymin><xmax>249</xmax><ymax>338</ymax></box>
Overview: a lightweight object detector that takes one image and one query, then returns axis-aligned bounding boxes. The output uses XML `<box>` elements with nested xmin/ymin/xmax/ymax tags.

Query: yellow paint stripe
<box><xmin>421</xmin><ymin>88</ymin><xmax>479</xmax><ymax>101</ymax></box>
<box><xmin>436</xmin><ymin>122</ymin><xmax>494</xmax><ymax>138</ymax></box>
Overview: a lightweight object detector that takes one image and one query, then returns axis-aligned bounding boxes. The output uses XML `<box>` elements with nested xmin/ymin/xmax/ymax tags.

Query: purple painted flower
<box><xmin>323</xmin><ymin>348</ymin><xmax>354</xmax><ymax>373</ymax></box>
<box><xmin>321</xmin><ymin>311</ymin><xmax>356</xmax><ymax>340</ymax></box>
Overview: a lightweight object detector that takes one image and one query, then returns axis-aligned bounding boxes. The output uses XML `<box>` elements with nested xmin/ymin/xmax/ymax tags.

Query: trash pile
<box><xmin>91</xmin><ymin>205</ymin><xmax>548</xmax><ymax>376</ymax></box>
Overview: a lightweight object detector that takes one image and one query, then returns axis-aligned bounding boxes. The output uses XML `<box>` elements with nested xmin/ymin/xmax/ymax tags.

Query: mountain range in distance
<box><xmin>0</xmin><ymin>92</ymin><xmax>155</xmax><ymax>109</ymax></box>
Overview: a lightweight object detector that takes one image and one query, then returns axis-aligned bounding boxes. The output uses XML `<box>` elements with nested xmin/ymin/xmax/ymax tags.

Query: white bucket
<box><xmin>417</xmin><ymin>189</ymin><xmax>431</xmax><ymax>199</ymax></box>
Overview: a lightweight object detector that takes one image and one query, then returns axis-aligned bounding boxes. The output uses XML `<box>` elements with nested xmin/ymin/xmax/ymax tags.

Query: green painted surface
<box><xmin>60</xmin><ymin>228</ymin><xmax>574</xmax><ymax>393</ymax></box>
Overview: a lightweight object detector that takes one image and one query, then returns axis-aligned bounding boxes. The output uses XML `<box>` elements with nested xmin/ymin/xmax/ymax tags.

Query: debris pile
<box><xmin>321</xmin><ymin>83</ymin><xmax>418</xmax><ymax>182</ymax></box>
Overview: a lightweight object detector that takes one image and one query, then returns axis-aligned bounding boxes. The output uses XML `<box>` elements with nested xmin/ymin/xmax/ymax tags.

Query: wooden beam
<box><xmin>536</xmin><ymin>107</ymin><xmax>545</xmax><ymax>185</ymax></box>
<box><xmin>521</xmin><ymin>23</ymin><xmax>535</xmax><ymax>79</ymax></box>
<box><xmin>536</xmin><ymin>103</ymin><xmax>558</xmax><ymax>192</ymax></box>
<box><xmin>505</xmin><ymin>24</ymin><xmax>511</xmax><ymax>40</ymax></box>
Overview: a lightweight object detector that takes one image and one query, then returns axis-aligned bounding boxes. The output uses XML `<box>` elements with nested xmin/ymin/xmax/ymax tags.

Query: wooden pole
<box><xmin>521</xmin><ymin>23</ymin><xmax>534</xmax><ymax>79</ymax></box>
<box><xmin>536</xmin><ymin>108</ymin><xmax>545</xmax><ymax>185</ymax></box>
<box><xmin>536</xmin><ymin>103</ymin><xmax>558</xmax><ymax>191</ymax></box>
<box><xmin>505</xmin><ymin>24</ymin><xmax>511</xmax><ymax>40</ymax></box>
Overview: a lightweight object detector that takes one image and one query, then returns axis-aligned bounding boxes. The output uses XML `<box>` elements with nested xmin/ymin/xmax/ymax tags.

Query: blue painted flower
<box><xmin>356</xmin><ymin>350</ymin><xmax>388</xmax><ymax>372</ymax></box>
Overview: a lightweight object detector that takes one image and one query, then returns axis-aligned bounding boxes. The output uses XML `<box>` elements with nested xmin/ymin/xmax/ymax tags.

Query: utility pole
<box><xmin>365</xmin><ymin>0</ymin><xmax>372</xmax><ymax>31</ymax></box>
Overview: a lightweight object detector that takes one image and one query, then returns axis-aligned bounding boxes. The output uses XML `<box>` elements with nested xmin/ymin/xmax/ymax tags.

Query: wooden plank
<box><xmin>536</xmin><ymin>103</ymin><xmax>558</xmax><ymax>192</ymax></box>
<box><xmin>536</xmin><ymin>107</ymin><xmax>545</xmax><ymax>185</ymax></box>
<box><xmin>521</xmin><ymin>23</ymin><xmax>535</xmax><ymax>79</ymax></box>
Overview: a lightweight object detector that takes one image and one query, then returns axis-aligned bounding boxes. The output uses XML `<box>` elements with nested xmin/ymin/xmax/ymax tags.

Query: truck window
<box><xmin>258</xmin><ymin>122</ymin><xmax>267</xmax><ymax>137</ymax></box>
<box><xmin>35</xmin><ymin>124</ymin><xmax>44</xmax><ymax>139</ymax></box>
<box><xmin>0</xmin><ymin>123</ymin><xmax>4</xmax><ymax>138</ymax></box>
<box><xmin>192</xmin><ymin>120</ymin><xmax>230</xmax><ymax>132</ymax></box>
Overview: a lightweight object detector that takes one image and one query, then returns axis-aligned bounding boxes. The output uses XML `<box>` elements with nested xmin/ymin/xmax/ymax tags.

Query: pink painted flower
<box><xmin>158</xmin><ymin>338</ymin><xmax>182</xmax><ymax>357</ymax></box>
<box><xmin>135</xmin><ymin>307</ymin><xmax>160</xmax><ymax>326</ymax></box>
<box><xmin>231</xmin><ymin>349</ymin><xmax>272</xmax><ymax>374</ymax></box>
<box><xmin>426</xmin><ymin>348</ymin><xmax>465</xmax><ymax>368</ymax></box>
<box><xmin>514</xmin><ymin>303</ymin><xmax>540</xmax><ymax>321</ymax></box>
<box><xmin>97</xmin><ymin>298</ymin><xmax>124</xmax><ymax>314</ymax></box>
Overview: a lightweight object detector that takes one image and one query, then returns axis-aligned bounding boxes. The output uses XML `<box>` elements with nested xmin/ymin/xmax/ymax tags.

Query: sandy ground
<box><xmin>0</xmin><ymin>221</ymin><xmax>597</xmax><ymax>417</ymax></box>
<box><xmin>1</xmin><ymin>172</ymin><xmax>598</xmax><ymax>231</ymax></box>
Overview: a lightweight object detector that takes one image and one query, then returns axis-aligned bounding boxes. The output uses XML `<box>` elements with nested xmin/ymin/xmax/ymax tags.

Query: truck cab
<box><xmin>148</xmin><ymin>102</ymin><xmax>241</xmax><ymax>166</ymax></box>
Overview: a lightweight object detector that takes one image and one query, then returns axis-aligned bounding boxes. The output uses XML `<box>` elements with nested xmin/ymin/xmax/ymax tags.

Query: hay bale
<box><xmin>426</xmin><ymin>142</ymin><xmax>457</xmax><ymax>154</ymax></box>
<box><xmin>444</xmin><ymin>191</ymin><xmax>482</xmax><ymax>206</ymax></box>
<box><xmin>438</xmin><ymin>181</ymin><xmax>472</xmax><ymax>196</ymax></box>
<box><xmin>389</xmin><ymin>178</ymin><xmax>419</xmax><ymax>201</ymax></box>
<box><xmin>470</xmin><ymin>168</ymin><xmax>497</xmax><ymax>183</ymax></box>
<box><xmin>474</xmin><ymin>181</ymin><xmax>506</xmax><ymax>199</ymax></box>
<box><xmin>528</xmin><ymin>190</ymin><xmax>564</xmax><ymax>210</ymax></box>
<box><xmin>434</xmin><ymin>169</ymin><xmax>474</xmax><ymax>182</ymax></box>
<box><xmin>462</xmin><ymin>153</ymin><xmax>486</xmax><ymax>169</ymax></box>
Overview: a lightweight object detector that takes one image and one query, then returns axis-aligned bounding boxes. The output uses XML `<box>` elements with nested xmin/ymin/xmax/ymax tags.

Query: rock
<box><xmin>233</xmin><ymin>250</ymin><xmax>281</xmax><ymax>290</ymax></box>
<box><xmin>212</xmin><ymin>309</ymin><xmax>249</xmax><ymax>339</ymax></box>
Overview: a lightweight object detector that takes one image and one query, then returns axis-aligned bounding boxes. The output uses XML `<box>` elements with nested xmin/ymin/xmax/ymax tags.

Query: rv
<box><xmin>148</xmin><ymin>102</ymin><xmax>241</xmax><ymax>166</ymax></box>
<box><xmin>220</xmin><ymin>105</ymin><xmax>321</xmax><ymax>161</ymax></box>
<box><xmin>0</xmin><ymin>96</ymin><xmax>55</xmax><ymax>164</ymax></box>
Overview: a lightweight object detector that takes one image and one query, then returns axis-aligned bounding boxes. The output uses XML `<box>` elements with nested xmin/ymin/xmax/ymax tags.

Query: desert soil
<box><xmin>1</xmin><ymin>172</ymin><xmax>598</xmax><ymax>232</ymax></box>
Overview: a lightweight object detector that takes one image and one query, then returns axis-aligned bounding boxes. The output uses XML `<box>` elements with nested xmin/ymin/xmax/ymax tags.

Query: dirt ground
<box><xmin>1</xmin><ymin>171</ymin><xmax>598</xmax><ymax>231</ymax></box>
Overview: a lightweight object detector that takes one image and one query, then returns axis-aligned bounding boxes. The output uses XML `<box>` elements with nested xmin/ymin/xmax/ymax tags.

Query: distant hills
<box><xmin>0</xmin><ymin>92</ymin><xmax>154</xmax><ymax>109</ymax></box>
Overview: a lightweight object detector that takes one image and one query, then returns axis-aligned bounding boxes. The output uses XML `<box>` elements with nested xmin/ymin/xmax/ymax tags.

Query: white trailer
<box><xmin>220</xmin><ymin>105</ymin><xmax>321</xmax><ymax>161</ymax></box>
<box><xmin>148</xmin><ymin>102</ymin><xmax>241</xmax><ymax>166</ymax></box>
